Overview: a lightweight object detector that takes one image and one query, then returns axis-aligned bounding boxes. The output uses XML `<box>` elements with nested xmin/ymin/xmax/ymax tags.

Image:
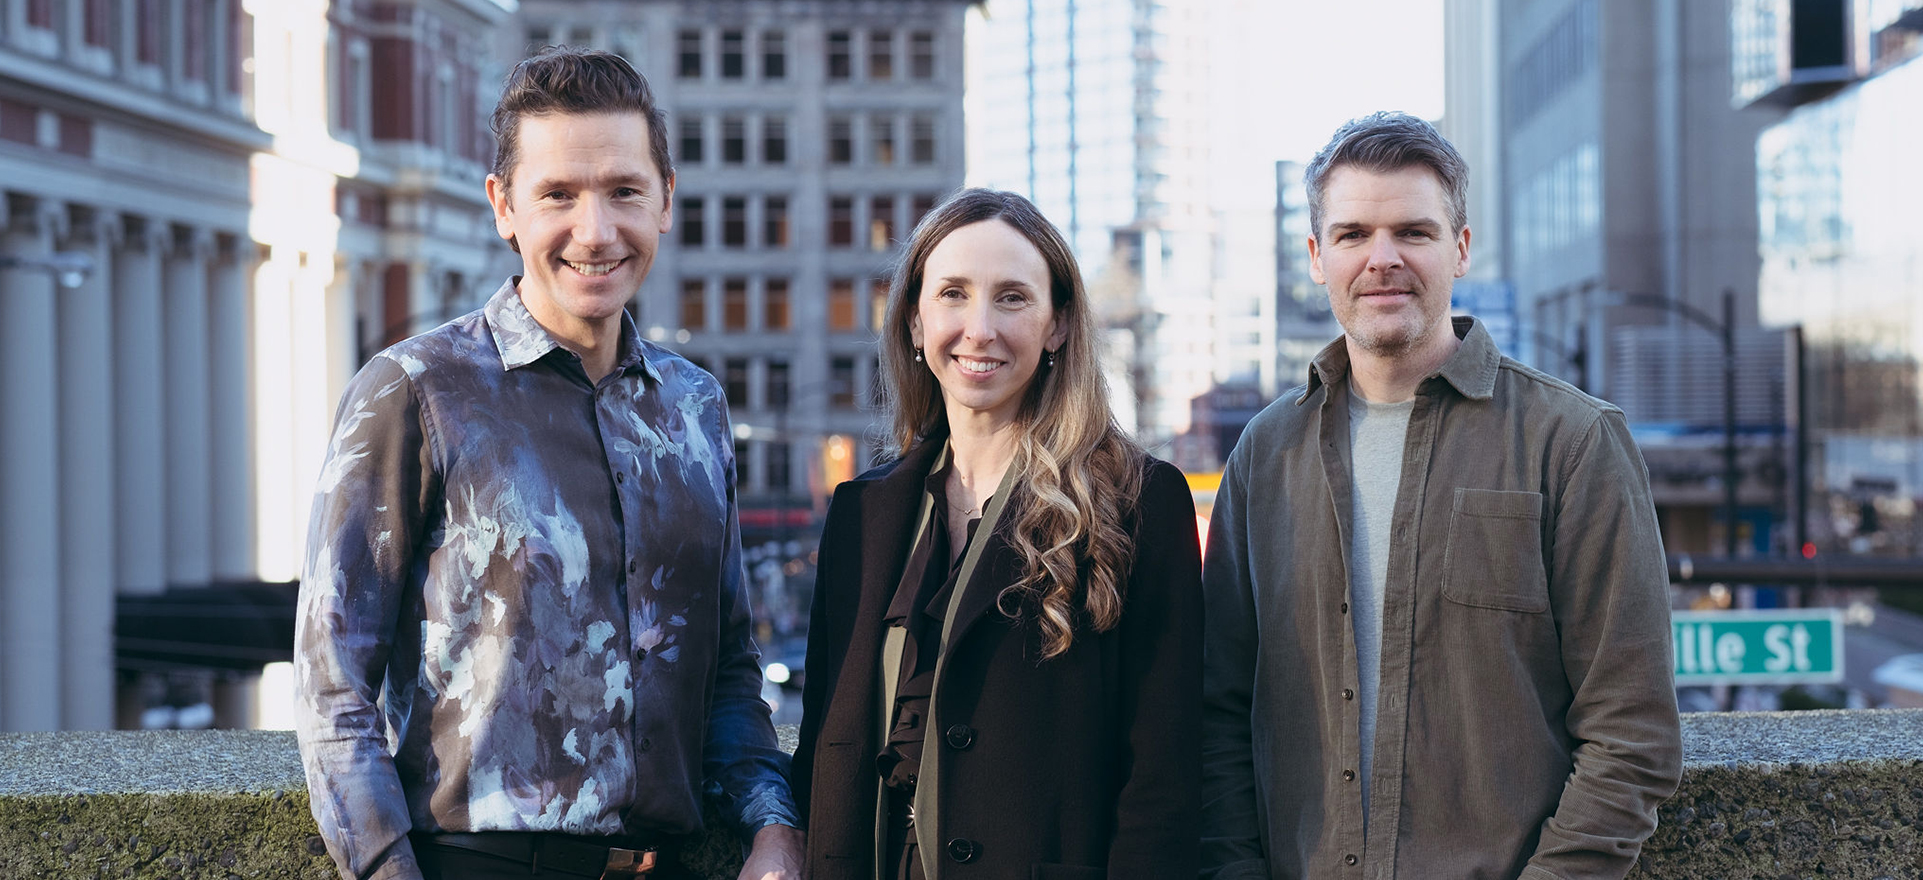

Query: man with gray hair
<box><xmin>1200</xmin><ymin>111</ymin><xmax>1681</xmax><ymax>879</ymax></box>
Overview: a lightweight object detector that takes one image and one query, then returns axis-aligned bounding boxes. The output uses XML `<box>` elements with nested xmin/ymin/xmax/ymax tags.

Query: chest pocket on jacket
<box><xmin>1441</xmin><ymin>488</ymin><xmax>1548</xmax><ymax>613</ymax></box>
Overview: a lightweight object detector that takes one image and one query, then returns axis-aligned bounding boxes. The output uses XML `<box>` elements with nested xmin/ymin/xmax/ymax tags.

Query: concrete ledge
<box><xmin>0</xmin><ymin>727</ymin><xmax>799</xmax><ymax>879</ymax></box>
<box><xmin>1633</xmin><ymin>709</ymin><xmax>1923</xmax><ymax>879</ymax></box>
<box><xmin>2</xmin><ymin>714</ymin><xmax>1918</xmax><ymax>878</ymax></box>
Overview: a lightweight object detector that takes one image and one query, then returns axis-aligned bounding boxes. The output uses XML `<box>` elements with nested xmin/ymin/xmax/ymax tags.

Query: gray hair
<box><xmin>1304</xmin><ymin>111</ymin><xmax>1469</xmax><ymax>239</ymax></box>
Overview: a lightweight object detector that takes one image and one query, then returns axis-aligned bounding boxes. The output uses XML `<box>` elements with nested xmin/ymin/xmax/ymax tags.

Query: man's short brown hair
<box><xmin>489</xmin><ymin>45</ymin><xmax>673</xmax><ymax>194</ymax></box>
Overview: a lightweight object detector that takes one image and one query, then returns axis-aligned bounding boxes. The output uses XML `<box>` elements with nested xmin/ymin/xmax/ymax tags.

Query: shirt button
<box><xmin>1344</xmin><ymin>853</ymin><xmax>1358</xmax><ymax>866</ymax></box>
<box><xmin>1342</xmin><ymin>689</ymin><xmax>1355</xmax><ymax>701</ymax></box>
<box><xmin>1342</xmin><ymin>769</ymin><xmax>1356</xmax><ymax>781</ymax></box>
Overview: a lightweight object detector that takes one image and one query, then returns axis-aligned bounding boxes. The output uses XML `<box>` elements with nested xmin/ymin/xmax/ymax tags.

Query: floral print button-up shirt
<box><xmin>295</xmin><ymin>280</ymin><xmax>797</xmax><ymax>880</ymax></box>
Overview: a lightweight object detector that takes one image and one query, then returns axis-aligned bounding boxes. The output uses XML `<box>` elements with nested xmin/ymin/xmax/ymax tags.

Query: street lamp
<box><xmin>0</xmin><ymin>251</ymin><xmax>95</xmax><ymax>289</ymax></box>
<box><xmin>1607</xmin><ymin>287</ymin><xmax>1741</xmax><ymax>558</ymax></box>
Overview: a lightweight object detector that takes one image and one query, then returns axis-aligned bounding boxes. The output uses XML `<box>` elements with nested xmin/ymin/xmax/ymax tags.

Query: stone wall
<box><xmin>1632</xmin><ymin>709</ymin><xmax>1923</xmax><ymax>879</ymax></box>
<box><xmin>1</xmin><ymin>712</ymin><xmax>1918</xmax><ymax>879</ymax></box>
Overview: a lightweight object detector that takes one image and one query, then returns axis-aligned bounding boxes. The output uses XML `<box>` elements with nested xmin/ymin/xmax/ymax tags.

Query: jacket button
<box><xmin>945</xmin><ymin>723</ymin><xmax>975</xmax><ymax>749</ymax></box>
<box><xmin>1345</xmin><ymin>853</ymin><xmax>1358</xmax><ymax>866</ymax></box>
<box><xmin>1342</xmin><ymin>689</ymin><xmax>1354</xmax><ymax>701</ymax></box>
<box><xmin>1342</xmin><ymin>769</ymin><xmax>1356</xmax><ymax>781</ymax></box>
<box><xmin>1340</xmin><ymin>602</ymin><xmax>1349</xmax><ymax>614</ymax></box>
<box><xmin>945</xmin><ymin>838</ymin><xmax>979</xmax><ymax>863</ymax></box>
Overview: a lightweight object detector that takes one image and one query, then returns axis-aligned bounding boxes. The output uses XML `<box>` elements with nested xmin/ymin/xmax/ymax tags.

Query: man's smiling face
<box><xmin>485</xmin><ymin>111</ymin><xmax>674</xmax><ymax>342</ymax></box>
<box><xmin>1308</xmin><ymin>164</ymin><xmax>1470</xmax><ymax>361</ymax></box>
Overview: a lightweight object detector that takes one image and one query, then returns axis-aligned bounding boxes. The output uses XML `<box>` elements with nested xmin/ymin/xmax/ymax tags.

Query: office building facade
<box><xmin>1445</xmin><ymin>0</ymin><xmax>1794</xmax><ymax>553</ymax></box>
<box><xmin>1741</xmin><ymin>0</ymin><xmax>1923</xmax><ymax>556</ymax></box>
<box><xmin>0</xmin><ymin>0</ymin><xmax>514</xmax><ymax>731</ymax></box>
<box><xmin>509</xmin><ymin>0</ymin><xmax>970</xmax><ymax>538</ymax></box>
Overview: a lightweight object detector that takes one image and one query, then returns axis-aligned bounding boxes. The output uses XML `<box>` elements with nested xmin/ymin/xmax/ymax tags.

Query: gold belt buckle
<box><xmin>601</xmin><ymin>846</ymin><xmax>657</xmax><ymax>879</ymax></box>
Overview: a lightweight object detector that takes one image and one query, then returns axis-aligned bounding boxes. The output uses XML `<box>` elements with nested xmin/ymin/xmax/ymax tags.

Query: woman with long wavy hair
<box><xmin>791</xmin><ymin>189</ymin><xmax>1201</xmax><ymax>880</ymax></box>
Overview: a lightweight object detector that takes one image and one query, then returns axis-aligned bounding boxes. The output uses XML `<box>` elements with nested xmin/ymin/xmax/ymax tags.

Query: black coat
<box><xmin>792</xmin><ymin>438</ymin><xmax>1203</xmax><ymax>880</ymax></box>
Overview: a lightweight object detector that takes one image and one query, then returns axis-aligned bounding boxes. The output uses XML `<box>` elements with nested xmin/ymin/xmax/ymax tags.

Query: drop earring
<box><xmin>914</xmin><ymin>348</ymin><xmax>924</xmax><ymax>363</ymax></box>
<box><xmin>1046</xmin><ymin>349</ymin><xmax>1057</xmax><ymax>368</ymax></box>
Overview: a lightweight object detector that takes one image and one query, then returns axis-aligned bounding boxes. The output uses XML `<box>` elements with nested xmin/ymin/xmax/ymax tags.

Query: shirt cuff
<box><xmin>735</xmin><ymin>785</ymin><xmax>803</xmax><ymax>837</ymax></box>
<box><xmin>362</xmin><ymin>844</ymin><xmax>424</xmax><ymax>880</ymax></box>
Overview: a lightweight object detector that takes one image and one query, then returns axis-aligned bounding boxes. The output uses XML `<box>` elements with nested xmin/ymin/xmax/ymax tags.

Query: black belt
<box><xmin>421</xmin><ymin>831</ymin><xmax>680</xmax><ymax>878</ymax></box>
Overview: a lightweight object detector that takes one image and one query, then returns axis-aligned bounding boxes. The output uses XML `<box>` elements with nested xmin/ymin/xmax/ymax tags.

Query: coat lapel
<box><xmin>914</xmin><ymin>462</ymin><xmax>1021</xmax><ymax>878</ymax></box>
<box><xmin>826</xmin><ymin>438</ymin><xmax>946</xmax><ymax>744</ymax></box>
<box><xmin>935</xmin><ymin>463</ymin><xmax>1022</xmax><ymax>657</ymax></box>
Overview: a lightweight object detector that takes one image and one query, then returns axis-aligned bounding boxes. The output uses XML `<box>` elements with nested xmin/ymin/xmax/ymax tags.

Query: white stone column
<box><xmin>323</xmin><ymin>259</ymin><xmax>362</xmax><ymax>432</ymax></box>
<box><xmin>163</xmin><ymin>225</ymin><xmax>214</xmax><ymax>588</ymax></box>
<box><xmin>252</xmin><ymin>247</ymin><xmax>302</xmax><ymax>582</ymax></box>
<box><xmin>257</xmin><ymin>248</ymin><xmax>351</xmax><ymax>584</ymax></box>
<box><xmin>208</xmin><ymin>234</ymin><xmax>256</xmax><ymax>582</ymax></box>
<box><xmin>113</xmin><ymin>216</ymin><xmax>169</xmax><ymax>596</ymax></box>
<box><xmin>0</xmin><ymin>197</ymin><xmax>65</xmax><ymax>731</ymax></box>
<box><xmin>57</xmin><ymin>208</ymin><xmax>117</xmax><ymax>731</ymax></box>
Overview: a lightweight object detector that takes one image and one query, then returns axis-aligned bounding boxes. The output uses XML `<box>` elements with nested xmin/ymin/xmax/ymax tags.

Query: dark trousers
<box><xmin>412</xmin><ymin>832</ymin><xmax>692</xmax><ymax>880</ymax></box>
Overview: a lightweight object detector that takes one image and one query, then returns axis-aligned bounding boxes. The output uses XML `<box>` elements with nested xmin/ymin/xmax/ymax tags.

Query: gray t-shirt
<box><xmin>1347</xmin><ymin>389</ymin><xmax>1413</xmax><ymax>828</ymax></box>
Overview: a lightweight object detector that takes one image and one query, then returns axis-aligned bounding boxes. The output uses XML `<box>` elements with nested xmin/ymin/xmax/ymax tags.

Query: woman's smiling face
<box><xmin>911</xmin><ymin>219</ymin><xmax>1067</xmax><ymax>430</ymax></box>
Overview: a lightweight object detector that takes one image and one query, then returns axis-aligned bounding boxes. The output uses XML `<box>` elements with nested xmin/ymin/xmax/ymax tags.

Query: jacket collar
<box><xmin>856</xmin><ymin>428</ymin><xmax>951</xmax><ymax>497</ymax></box>
<box><xmin>1302</xmin><ymin>315</ymin><xmax>1499</xmax><ymax>404</ymax></box>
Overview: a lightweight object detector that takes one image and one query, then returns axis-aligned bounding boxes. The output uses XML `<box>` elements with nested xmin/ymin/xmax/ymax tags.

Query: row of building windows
<box><xmin>687</xmin><ymin>354</ymin><xmax>880</xmax><ymax>415</ymax></box>
<box><xmin>1510</xmin><ymin>140</ymin><xmax>1600</xmax><ymax>268</ymax></box>
<box><xmin>675</xmin><ymin>112</ymin><xmax>940</xmax><ymax>168</ymax></box>
<box><xmin>679</xmin><ymin>113</ymin><xmax>786</xmax><ymax>166</ymax></box>
<box><xmin>331</xmin><ymin>34</ymin><xmax>486</xmax><ymax>166</ymax></box>
<box><xmin>733</xmin><ymin>438</ymin><xmax>796</xmax><ymax>492</ymax></box>
<box><xmin>829</xmin><ymin>193</ymin><xmax>940</xmax><ymax>250</ymax></box>
<box><xmin>677</xmin><ymin>275</ymin><xmax>895</xmax><ymax>335</ymax></box>
<box><xmin>678</xmin><ymin>192</ymin><xmax>941</xmax><ymax>251</ymax></box>
<box><xmin>679</xmin><ymin>194</ymin><xmax>790</xmax><ymax>249</ymax></box>
<box><xmin>828</xmin><ymin>113</ymin><xmax>940</xmax><ymax>166</ymax></box>
<box><xmin>675</xmin><ymin>27</ymin><xmax>938</xmax><ymax>82</ymax></box>
<box><xmin>1507</xmin><ymin>0</ymin><xmax>1599</xmax><ymax>128</ymax></box>
<box><xmin>21</xmin><ymin>0</ymin><xmax>247</xmax><ymax>97</ymax></box>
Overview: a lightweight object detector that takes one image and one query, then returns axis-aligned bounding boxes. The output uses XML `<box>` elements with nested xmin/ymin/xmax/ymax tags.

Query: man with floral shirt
<box><xmin>295</xmin><ymin>47</ymin><xmax>802</xmax><ymax>880</ymax></box>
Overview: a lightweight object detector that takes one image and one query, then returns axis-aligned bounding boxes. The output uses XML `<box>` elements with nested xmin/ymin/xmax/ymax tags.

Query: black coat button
<box><xmin>945</xmin><ymin>838</ymin><xmax>979</xmax><ymax>863</ymax></box>
<box><xmin>1342</xmin><ymin>689</ymin><xmax>1354</xmax><ymax>701</ymax></box>
<box><xmin>1342</xmin><ymin>769</ymin><xmax>1356</xmax><ymax>781</ymax></box>
<box><xmin>944</xmin><ymin>723</ymin><xmax>975</xmax><ymax>749</ymax></box>
<box><xmin>1344</xmin><ymin>853</ymin><xmax>1358</xmax><ymax>866</ymax></box>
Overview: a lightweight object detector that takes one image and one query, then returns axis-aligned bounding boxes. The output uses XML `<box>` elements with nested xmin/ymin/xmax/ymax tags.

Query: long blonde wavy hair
<box><xmin>879</xmin><ymin>189</ymin><xmax>1146</xmax><ymax>660</ymax></box>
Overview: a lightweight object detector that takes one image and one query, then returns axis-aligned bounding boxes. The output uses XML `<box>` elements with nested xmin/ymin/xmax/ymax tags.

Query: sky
<box><xmin>1209</xmin><ymin>0</ymin><xmax>1447</xmax><ymax>211</ymax></box>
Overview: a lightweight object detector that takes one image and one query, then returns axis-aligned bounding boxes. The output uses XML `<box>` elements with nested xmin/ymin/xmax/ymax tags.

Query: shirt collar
<box><xmin>1302</xmin><ymin>315</ymin><xmax>1500</xmax><ymax>403</ymax></box>
<box><xmin>484</xmin><ymin>277</ymin><xmax>662</xmax><ymax>383</ymax></box>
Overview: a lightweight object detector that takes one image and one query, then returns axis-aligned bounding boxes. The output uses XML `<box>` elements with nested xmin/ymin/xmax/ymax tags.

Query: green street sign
<box><xmin>1672</xmin><ymin>609</ymin><xmax>1844</xmax><ymax>685</ymax></box>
